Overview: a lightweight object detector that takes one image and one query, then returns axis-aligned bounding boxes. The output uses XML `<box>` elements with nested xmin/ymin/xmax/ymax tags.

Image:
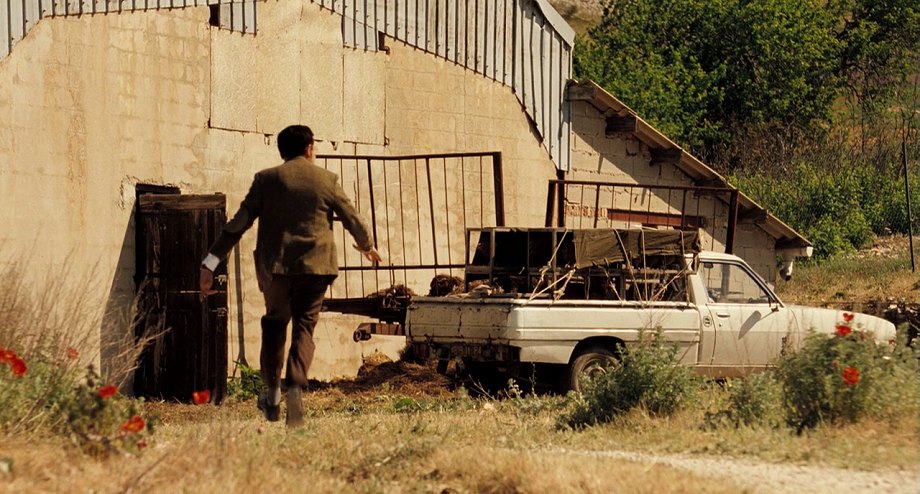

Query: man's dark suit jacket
<box><xmin>208</xmin><ymin>156</ymin><xmax>373</xmax><ymax>279</ymax></box>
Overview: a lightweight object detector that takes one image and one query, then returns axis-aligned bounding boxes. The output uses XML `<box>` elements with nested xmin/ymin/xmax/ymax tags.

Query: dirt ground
<box><xmin>310</xmin><ymin>352</ymin><xmax>456</xmax><ymax>398</ymax></box>
<box><xmin>555</xmin><ymin>448</ymin><xmax>919</xmax><ymax>494</ymax></box>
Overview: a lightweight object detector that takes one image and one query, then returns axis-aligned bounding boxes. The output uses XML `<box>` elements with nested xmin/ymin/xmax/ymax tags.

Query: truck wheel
<box><xmin>566</xmin><ymin>347</ymin><xmax>618</xmax><ymax>393</ymax></box>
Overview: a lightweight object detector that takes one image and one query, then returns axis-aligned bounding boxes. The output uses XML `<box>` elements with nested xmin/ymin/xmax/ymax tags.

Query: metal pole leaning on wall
<box><xmin>492</xmin><ymin>152</ymin><xmax>505</xmax><ymax>226</ymax></box>
<box><xmin>232</xmin><ymin>245</ymin><xmax>247</xmax><ymax>366</ymax></box>
<box><xmin>903</xmin><ymin>130</ymin><xmax>915</xmax><ymax>271</ymax></box>
<box><xmin>725</xmin><ymin>190</ymin><xmax>739</xmax><ymax>255</ymax></box>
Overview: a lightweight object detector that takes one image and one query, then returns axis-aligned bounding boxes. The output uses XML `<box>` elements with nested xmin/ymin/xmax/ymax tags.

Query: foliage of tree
<box><xmin>575</xmin><ymin>0</ymin><xmax>919</xmax><ymax>164</ymax></box>
<box><xmin>575</xmin><ymin>0</ymin><xmax>919</xmax><ymax>256</ymax></box>
<box><xmin>830</xmin><ymin>0</ymin><xmax>920</xmax><ymax>120</ymax></box>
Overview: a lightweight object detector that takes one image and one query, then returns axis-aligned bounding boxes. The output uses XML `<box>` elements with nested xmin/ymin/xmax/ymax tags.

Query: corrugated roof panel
<box><xmin>313</xmin><ymin>0</ymin><xmax>574</xmax><ymax>171</ymax></box>
<box><xmin>0</xmin><ymin>0</ymin><xmax>258</xmax><ymax>53</ymax></box>
<box><xmin>0</xmin><ymin>0</ymin><xmax>574</xmax><ymax>170</ymax></box>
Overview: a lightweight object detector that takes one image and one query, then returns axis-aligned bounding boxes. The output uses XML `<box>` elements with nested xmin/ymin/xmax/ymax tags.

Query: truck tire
<box><xmin>566</xmin><ymin>347</ymin><xmax>618</xmax><ymax>393</ymax></box>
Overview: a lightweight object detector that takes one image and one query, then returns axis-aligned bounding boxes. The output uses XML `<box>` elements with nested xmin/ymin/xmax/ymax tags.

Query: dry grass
<box><xmin>565</xmin><ymin>407</ymin><xmax>919</xmax><ymax>471</ymax></box>
<box><xmin>0</xmin><ymin>398</ymin><xmax>746</xmax><ymax>494</ymax></box>
<box><xmin>1</xmin><ymin>383</ymin><xmax>915</xmax><ymax>493</ymax></box>
<box><xmin>776</xmin><ymin>235</ymin><xmax>920</xmax><ymax>306</ymax></box>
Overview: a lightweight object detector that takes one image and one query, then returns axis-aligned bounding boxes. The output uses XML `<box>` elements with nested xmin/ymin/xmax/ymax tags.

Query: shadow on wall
<box><xmin>99</xmin><ymin>205</ymin><xmax>141</xmax><ymax>393</ymax></box>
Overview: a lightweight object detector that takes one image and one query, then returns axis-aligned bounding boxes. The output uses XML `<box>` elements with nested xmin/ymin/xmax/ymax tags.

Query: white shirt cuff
<box><xmin>201</xmin><ymin>254</ymin><xmax>220</xmax><ymax>272</ymax></box>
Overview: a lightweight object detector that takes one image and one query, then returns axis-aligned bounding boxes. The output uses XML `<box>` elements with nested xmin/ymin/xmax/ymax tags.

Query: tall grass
<box><xmin>775</xmin><ymin>239</ymin><xmax>918</xmax><ymax>305</ymax></box>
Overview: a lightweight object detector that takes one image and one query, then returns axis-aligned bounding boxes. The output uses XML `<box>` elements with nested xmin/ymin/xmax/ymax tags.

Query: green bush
<box><xmin>734</xmin><ymin>162</ymin><xmax>918</xmax><ymax>259</ymax></box>
<box><xmin>560</xmin><ymin>329</ymin><xmax>696</xmax><ymax>429</ymax></box>
<box><xmin>704</xmin><ymin>372</ymin><xmax>783</xmax><ymax>429</ymax></box>
<box><xmin>0</xmin><ymin>348</ymin><xmax>154</xmax><ymax>457</ymax></box>
<box><xmin>227</xmin><ymin>361</ymin><xmax>264</xmax><ymax>400</ymax></box>
<box><xmin>776</xmin><ymin>318</ymin><xmax>918</xmax><ymax>432</ymax></box>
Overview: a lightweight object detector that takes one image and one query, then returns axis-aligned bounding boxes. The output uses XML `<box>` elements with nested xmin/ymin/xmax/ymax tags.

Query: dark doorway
<box><xmin>134</xmin><ymin>191</ymin><xmax>229</xmax><ymax>403</ymax></box>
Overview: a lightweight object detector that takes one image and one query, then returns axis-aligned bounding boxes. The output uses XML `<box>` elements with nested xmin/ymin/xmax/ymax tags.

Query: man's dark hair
<box><xmin>277</xmin><ymin>125</ymin><xmax>314</xmax><ymax>160</ymax></box>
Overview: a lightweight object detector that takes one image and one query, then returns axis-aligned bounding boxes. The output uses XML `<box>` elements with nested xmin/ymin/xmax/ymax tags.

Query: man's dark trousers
<box><xmin>260</xmin><ymin>274</ymin><xmax>335</xmax><ymax>389</ymax></box>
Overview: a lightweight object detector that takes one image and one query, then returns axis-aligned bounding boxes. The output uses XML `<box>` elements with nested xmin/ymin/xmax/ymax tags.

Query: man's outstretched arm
<box><xmin>331</xmin><ymin>179</ymin><xmax>382</xmax><ymax>263</ymax></box>
<box><xmin>200</xmin><ymin>174</ymin><xmax>264</xmax><ymax>297</ymax></box>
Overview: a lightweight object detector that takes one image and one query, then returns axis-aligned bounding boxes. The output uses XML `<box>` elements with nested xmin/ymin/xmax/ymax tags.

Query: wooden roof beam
<box><xmin>693</xmin><ymin>177</ymin><xmax>727</xmax><ymax>188</ymax></box>
<box><xmin>650</xmin><ymin>148</ymin><xmax>682</xmax><ymax>167</ymax></box>
<box><xmin>605</xmin><ymin>115</ymin><xmax>637</xmax><ymax>135</ymax></box>
<box><xmin>739</xmin><ymin>208</ymin><xmax>768</xmax><ymax>224</ymax></box>
<box><xmin>567</xmin><ymin>83</ymin><xmax>598</xmax><ymax>102</ymax></box>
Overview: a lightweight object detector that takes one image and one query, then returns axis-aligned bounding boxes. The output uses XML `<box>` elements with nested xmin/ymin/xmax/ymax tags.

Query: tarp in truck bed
<box><xmin>573</xmin><ymin>229</ymin><xmax>701</xmax><ymax>268</ymax></box>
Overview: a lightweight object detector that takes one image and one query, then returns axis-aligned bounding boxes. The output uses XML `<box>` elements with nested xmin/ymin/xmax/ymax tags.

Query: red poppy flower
<box><xmin>97</xmin><ymin>384</ymin><xmax>118</xmax><ymax>399</ymax></box>
<box><xmin>835</xmin><ymin>325</ymin><xmax>852</xmax><ymax>337</ymax></box>
<box><xmin>192</xmin><ymin>390</ymin><xmax>210</xmax><ymax>405</ymax></box>
<box><xmin>66</xmin><ymin>347</ymin><xmax>79</xmax><ymax>360</ymax></box>
<box><xmin>9</xmin><ymin>357</ymin><xmax>26</xmax><ymax>377</ymax></box>
<box><xmin>121</xmin><ymin>415</ymin><xmax>146</xmax><ymax>433</ymax></box>
<box><xmin>842</xmin><ymin>367</ymin><xmax>860</xmax><ymax>385</ymax></box>
<box><xmin>842</xmin><ymin>312</ymin><xmax>854</xmax><ymax>322</ymax></box>
<box><xmin>0</xmin><ymin>348</ymin><xmax>14</xmax><ymax>364</ymax></box>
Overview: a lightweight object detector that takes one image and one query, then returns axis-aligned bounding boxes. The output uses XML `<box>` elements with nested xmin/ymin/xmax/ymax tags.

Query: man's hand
<box><xmin>356</xmin><ymin>245</ymin><xmax>382</xmax><ymax>264</ymax></box>
<box><xmin>199</xmin><ymin>267</ymin><xmax>218</xmax><ymax>301</ymax></box>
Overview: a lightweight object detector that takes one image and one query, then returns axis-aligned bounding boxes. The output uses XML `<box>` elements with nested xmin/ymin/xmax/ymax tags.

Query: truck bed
<box><xmin>407</xmin><ymin>296</ymin><xmax>703</xmax><ymax>365</ymax></box>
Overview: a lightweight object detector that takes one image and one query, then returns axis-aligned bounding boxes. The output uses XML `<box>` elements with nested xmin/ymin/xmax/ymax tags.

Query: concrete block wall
<box><xmin>568</xmin><ymin>102</ymin><xmax>775</xmax><ymax>282</ymax></box>
<box><xmin>732</xmin><ymin>225</ymin><xmax>780</xmax><ymax>286</ymax></box>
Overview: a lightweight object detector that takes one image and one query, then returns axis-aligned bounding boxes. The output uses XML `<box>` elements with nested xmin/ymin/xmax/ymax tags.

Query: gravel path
<box><xmin>550</xmin><ymin>448</ymin><xmax>919</xmax><ymax>493</ymax></box>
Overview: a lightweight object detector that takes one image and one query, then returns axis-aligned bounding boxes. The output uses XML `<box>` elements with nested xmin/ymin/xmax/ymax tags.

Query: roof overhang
<box><xmin>533</xmin><ymin>0</ymin><xmax>576</xmax><ymax>45</ymax></box>
<box><xmin>567</xmin><ymin>79</ymin><xmax>812</xmax><ymax>255</ymax></box>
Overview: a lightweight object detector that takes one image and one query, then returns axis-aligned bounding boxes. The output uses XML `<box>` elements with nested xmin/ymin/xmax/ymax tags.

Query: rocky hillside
<box><xmin>547</xmin><ymin>0</ymin><xmax>602</xmax><ymax>34</ymax></box>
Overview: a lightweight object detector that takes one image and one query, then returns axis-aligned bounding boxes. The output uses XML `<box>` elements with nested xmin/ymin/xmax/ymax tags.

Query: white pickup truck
<box><xmin>405</xmin><ymin>228</ymin><xmax>895</xmax><ymax>392</ymax></box>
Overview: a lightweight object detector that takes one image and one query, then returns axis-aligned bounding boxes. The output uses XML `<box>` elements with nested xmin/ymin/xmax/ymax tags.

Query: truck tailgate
<box><xmin>406</xmin><ymin>297</ymin><xmax>514</xmax><ymax>342</ymax></box>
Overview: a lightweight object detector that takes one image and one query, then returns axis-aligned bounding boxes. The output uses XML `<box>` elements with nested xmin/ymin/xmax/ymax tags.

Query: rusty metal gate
<box><xmin>134</xmin><ymin>193</ymin><xmax>228</xmax><ymax>403</ymax></box>
<box><xmin>545</xmin><ymin>179</ymin><xmax>740</xmax><ymax>253</ymax></box>
<box><xmin>316</xmin><ymin>151</ymin><xmax>504</xmax><ymax>312</ymax></box>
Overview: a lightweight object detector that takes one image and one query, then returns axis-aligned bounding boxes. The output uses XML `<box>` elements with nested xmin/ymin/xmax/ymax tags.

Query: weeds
<box><xmin>560</xmin><ymin>329</ymin><xmax>697</xmax><ymax>429</ymax></box>
<box><xmin>703</xmin><ymin>373</ymin><xmax>784</xmax><ymax>429</ymax></box>
<box><xmin>226</xmin><ymin>361</ymin><xmax>263</xmax><ymax>401</ymax></box>
<box><xmin>777</xmin><ymin>316</ymin><xmax>919</xmax><ymax>432</ymax></box>
<box><xmin>0</xmin><ymin>261</ymin><xmax>159</xmax><ymax>457</ymax></box>
<box><xmin>60</xmin><ymin>366</ymin><xmax>154</xmax><ymax>456</ymax></box>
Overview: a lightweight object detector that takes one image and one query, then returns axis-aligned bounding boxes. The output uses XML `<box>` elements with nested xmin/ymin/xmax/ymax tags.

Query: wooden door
<box><xmin>134</xmin><ymin>194</ymin><xmax>228</xmax><ymax>403</ymax></box>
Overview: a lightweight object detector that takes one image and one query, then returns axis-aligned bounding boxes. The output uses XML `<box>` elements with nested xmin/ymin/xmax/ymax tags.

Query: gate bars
<box><xmin>316</xmin><ymin>151</ymin><xmax>504</xmax><ymax>300</ymax></box>
<box><xmin>545</xmin><ymin>179</ymin><xmax>740</xmax><ymax>254</ymax></box>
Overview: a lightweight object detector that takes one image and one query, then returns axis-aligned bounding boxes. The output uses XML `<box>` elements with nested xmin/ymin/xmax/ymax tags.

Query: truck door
<box><xmin>697</xmin><ymin>260</ymin><xmax>796</xmax><ymax>377</ymax></box>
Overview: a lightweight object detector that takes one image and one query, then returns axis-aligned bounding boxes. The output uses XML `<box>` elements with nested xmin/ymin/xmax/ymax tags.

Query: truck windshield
<box><xmin>700</xmin><ymin>262</ymin><xmax>772</xmax><ymax>304</ymax></box>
